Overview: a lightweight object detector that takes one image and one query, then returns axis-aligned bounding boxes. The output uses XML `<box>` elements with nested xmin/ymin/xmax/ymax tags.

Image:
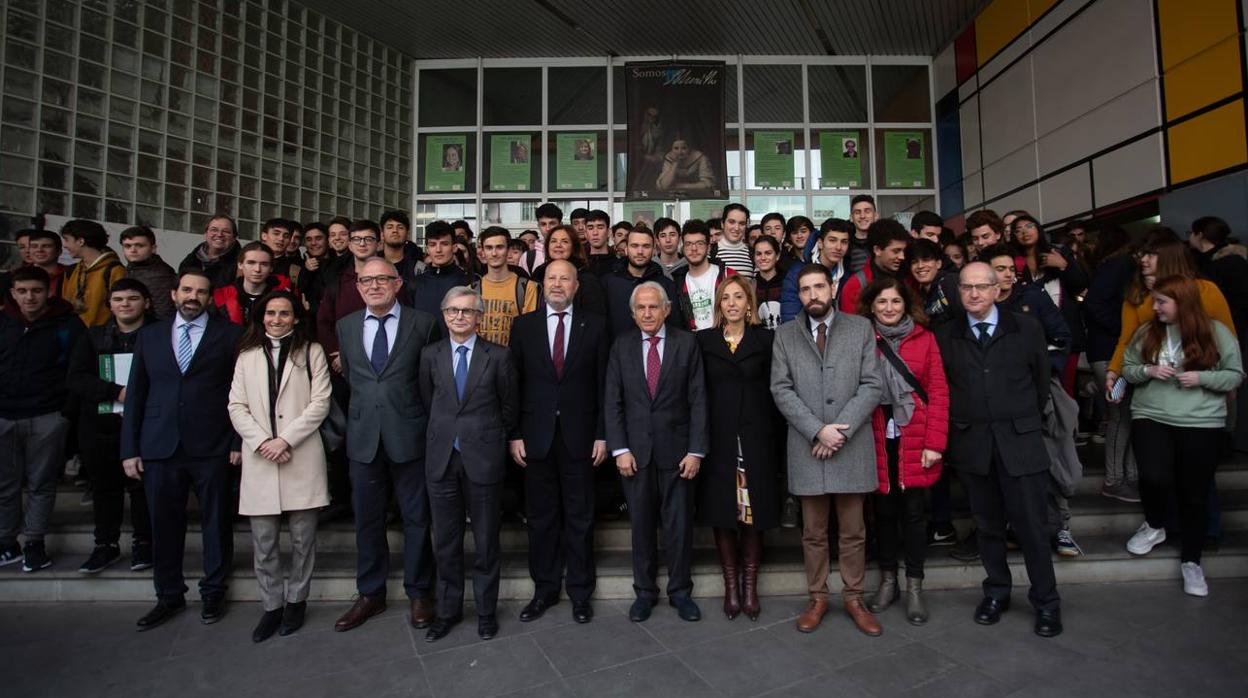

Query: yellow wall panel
<box><xmin>975</xmin><ymin>0</ymin><xmax>1030</xmax><ymax>66</ymax></box>
<box><xmin>1157</xmin><ymin>0</ymin><xmax>1239</xmax><ymax>70</ymax></box>
<box><xmin>1028</xmin><ymin>0</ymin><xmax>1059</xmax><ymax>22</ymax></box>
<box><xmin>1167</xmin><ymin>100</ymin><xmax>1248</xmax><ymax>183</ymax></box>
<box><xmin>1164</xmin><ymin>37</ymin><xmax>1244</xmax><ymax>118</ymax></box>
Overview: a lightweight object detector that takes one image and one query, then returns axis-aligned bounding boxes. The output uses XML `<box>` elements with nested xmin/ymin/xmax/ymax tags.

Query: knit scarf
<box><xmin>874</xmin><ymin>316</ymin><xmax>916</xmax><ymax>427</ymax></box>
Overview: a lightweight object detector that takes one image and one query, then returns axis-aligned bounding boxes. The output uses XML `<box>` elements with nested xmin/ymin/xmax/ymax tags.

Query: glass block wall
<box><xmin>0</xmin><ymin>0</ymin><xmax>412</xmax><ymax>238</ymax></box>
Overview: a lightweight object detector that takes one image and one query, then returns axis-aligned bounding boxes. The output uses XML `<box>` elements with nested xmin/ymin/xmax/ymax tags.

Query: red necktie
<box><xmin>646</xmin><ymin>335</ymin><xmax>662</xmax><ymax>399</ymax></box>
<box><xmin>552</xmin><ymin>312</ymin><xmax>566</xmax><ymax>378</ymax></box>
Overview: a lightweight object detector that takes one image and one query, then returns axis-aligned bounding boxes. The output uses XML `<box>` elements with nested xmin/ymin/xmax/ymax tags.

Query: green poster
<box><xmin>556</xmin><ymin>132</ymin><xmax>597</xmax><ymax>190</ymax></box>
<box><xmin>424</xmin><ymin>135</ymin><xmax>467</xmax><ymax>192</ymax></box>
<box><xmin>687</xmin><ymin>200</ymin><xmax>728</xmax><ymax>221</ymax></box>
<box><xmin>819</xmin><ymin>131</ymin><xmax>864</xmax><ymax>188</ymax></box>
<box><xmin>753</xmin><ymin>130</ymin><xmax>795</xmax><ymax>188</ymax></box>
<box><xmin>489</xmin><ymin>134</ymin><xmax>532</xmax><ymax>192</ymax></box>
<box><xmin>884</xmin><ymin>131</ymin><xmax>927</xmax><ymax>188</ymax></box>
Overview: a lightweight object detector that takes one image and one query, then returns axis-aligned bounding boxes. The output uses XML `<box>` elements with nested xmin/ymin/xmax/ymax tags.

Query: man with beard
<box><xmin>380</xmin><ymin>211</ymin><xmax>424</xmax><ymax>282</ymax></box>
<box><xmin>839</xmin><ymin>219</ymin><xmax>911</xmax><ymax>314</ymax></box>
<box><xmin>122</xmin><ymin>269</ymin><xmax>244</xmax><ymax>630</ymax></box>
<box><xmin>180</xmin><ymin>215</ymin><xmax>241</xmax><ymax>289</ymax></box>
<box><xmin>603</xmin><ymin>226</ymin><xmax>684</xmax><ymax>338</ymax></box>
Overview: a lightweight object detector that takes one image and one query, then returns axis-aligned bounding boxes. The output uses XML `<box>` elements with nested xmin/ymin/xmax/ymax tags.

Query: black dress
<box><xmin>695</xmin><ymin>325</ymin><xmax>781</xmax><ymax>530</ymax></box>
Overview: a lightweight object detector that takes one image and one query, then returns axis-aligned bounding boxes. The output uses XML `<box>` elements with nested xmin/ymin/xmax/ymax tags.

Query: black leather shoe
<box><xmin>518</xmin><ymin>597</ymin><xmax>557</xmax><ymax>623</ymax></box>
<box><xmin>279</xmin><ymin>601</ymin><xmax>306</xmax><ymax>637</ymax></box>
<box><xmin>136</xmin><ymin>598</ymin><xmax>186</xmax><ymax>631</ymax></box>
<box><xmin>973</xmin><ymin>597</ymin><xmax>1009</xmax><ymax>625</ymax></box>
<box><xmin>478</xmin><ymin>614</ymin><xmax>499</xmax><ymax>640</ymax></box>
<box><xmin>572</xmin><ymin>601</ymin><xmax>593</xmax><ymax>624</ymax></box>
<box><xmin>1034</xmin><ymin>609</ymin><xmax>1062</xmax><ymax>637</ymax></box>
<box><xmin>628</xmin><ymin>597</ymin><xmax>657</xmax><ymax>622</ymax></box>
<box><xmin>201</xmin><ymin>597</ymin><xmax>227</xmax><ymax>624</ymax></box>
<box><xmin>252</xmin><ymin>608</ymin><xmax>284</xmax><ymax>643</ymax></box>
<box><xmin>669</xmin><ymin>596</ymin><xmax>702</xmax><ymax>622</ymax></box>
<box><xmin>425</xmin><ymin>614</ymin><xmax>462</xmax><ymax>642</ymax></box>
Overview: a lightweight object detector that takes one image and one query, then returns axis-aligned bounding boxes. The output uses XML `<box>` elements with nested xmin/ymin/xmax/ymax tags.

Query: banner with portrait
<box><xmin>489</xmin><ymin>134</ymin><xmax>532</xmax><ymax>192</ymax></box>
<box><xmin>425</xmin><ymin>134</ymin><xmax>467</xmax><ymax>192</ymax></box>
<box><xmin>556</xmin><ymin>132</ymin><xmax>598</xmax><ymax>190</ymax></box>
<box><xmin>624</xmin><ymin>60</ymin><xmax>728</xmax><ymax>201</ymax></box>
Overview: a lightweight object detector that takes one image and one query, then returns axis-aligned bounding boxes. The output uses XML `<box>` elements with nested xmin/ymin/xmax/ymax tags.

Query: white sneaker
<box><xmin>1126</xmin><ymin>522</ymin><xmax>1166</xmax><ymax>555</ymax></box>
<box><xmin>1181</xmin><ymin>562</ymin><xmax>1209</xmax><ymax>597</ymax></box>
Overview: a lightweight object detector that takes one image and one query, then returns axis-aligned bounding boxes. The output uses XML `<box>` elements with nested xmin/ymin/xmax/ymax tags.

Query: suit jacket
<box><xmin>227</xmin><ymin>342</ymin><xmax>332</xmax><ymax>516</ymax></box>
<box><xmin>419</xmin><ymin>336</ymin><xmax>519</xmax><ymax>485</ymax></box>
<box><xmin>604</xmin><ymin>327</ymin><xmax>708</xmax><ymax>469</ymax></box>
<box><xmin>934</xmin><ymin>310</ymin><xmax>1051</xmax><ymax>477</ymax></box>
<box><xmin>336</xmin><ymin>305</ymin><xmax>438</xmax><ymax>464</ymax></box>
<box><xmin>508</xmin><ymin>306</ymin><xmax>609</xmax><ymax>461</ymax></box>
<box><xmin>120</xmin><ymin>314</ymin><xmax>243</xmax><ymax>461</ymax></box>
<box><xmin>770</xmin><ymin>311</ymin><xmax>882</xmax><ymax>495</ymax></box>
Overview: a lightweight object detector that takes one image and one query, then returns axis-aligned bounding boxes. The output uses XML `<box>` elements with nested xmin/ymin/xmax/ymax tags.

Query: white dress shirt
<box><xmin>362</xmin><ymin>302</ymin><xmax>400</xmax><ymax>362</ymax></box>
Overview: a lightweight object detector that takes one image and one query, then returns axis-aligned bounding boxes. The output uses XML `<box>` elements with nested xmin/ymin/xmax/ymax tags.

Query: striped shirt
<box><xmin>713</xmin><ymin>239</ymin><xmax>755</xmax><ymax>279</ymax></box>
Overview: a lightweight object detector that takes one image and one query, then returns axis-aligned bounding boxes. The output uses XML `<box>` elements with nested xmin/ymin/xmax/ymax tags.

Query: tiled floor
<box><xmin>4</xmin><ymin>580</ymin><xmax>1246</xmax><ymax>697</ymax></box>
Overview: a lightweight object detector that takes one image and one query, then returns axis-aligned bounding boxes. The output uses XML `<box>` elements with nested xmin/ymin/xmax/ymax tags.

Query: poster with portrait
<box><xmin>883</xmin><ymin>131</ymin><xmax>927</xmax><ymax>188</ymax></box>
<box><xmin>556</xmin><ymin>132</ymin><xmax>598</xmax><ymax>190</ymax></box>
<box><xmin>753</xmin><ymin>131</ymin><xmax>795</xmax><ymax>188</ymax></box>
<box><xmin>622</xmin><ymin>203</ymin><xmax>661</xmax><ymax>228</ymax></box>
<box><xmin>425</xmin><ymin>134</ymin><xmax>467</xmax><ymax>192</ymax></box>
<box><xmin>625</xmin><ymin>60</ymin><xmax>728</xmax><ymax>200</ymax></box>
<box><xmin>819</xmin><ymin>130</ymin><xmax>863</xmax><ymax>188</ymax></box>
<box><xmin>490</xmin><ymin>134</ymin><xmax>532</xmax><ymax>191</ymax></box>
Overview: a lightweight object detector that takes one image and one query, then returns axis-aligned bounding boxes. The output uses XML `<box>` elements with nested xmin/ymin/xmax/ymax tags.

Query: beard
<box><xmin>804</xmin><ymin>298</ymin><xmax>830</xmax><ymax>319</ymax></box>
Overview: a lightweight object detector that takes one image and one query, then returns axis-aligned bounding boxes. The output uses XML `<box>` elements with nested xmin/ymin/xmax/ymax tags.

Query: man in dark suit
<box><xmin>332</xmin><ymin>258</ymin><xmax>440</xmax><ymax>633</ymax></box>
<box><xmin>604</xmin><ymin>281</ymin><xmax>708</xmax><ymax>623</ymax></box>
<box><xmin>508</xmin><ymin>260</ymin><xmax>609</xmax><ymax>624</ymax></box>
<box><xmin>121</xmin><ymin>269</ymin><xmax>243</xmax><ymax>630</ymax></box>
<box><xmin>419</xmin><ymin>286</ymin><xmax>519</xmax><ymax>642</ymax></box>
<box><xmin>934</xmin><ymin>261</ymin><xmax>1062</xmax><ymax>638</ymax></box>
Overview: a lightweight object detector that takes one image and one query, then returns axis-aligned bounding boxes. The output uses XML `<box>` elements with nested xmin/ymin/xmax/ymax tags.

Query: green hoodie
<box><xmin>1123</xmin><ymin>320</ymin><xmax>1244</xmax><ymax>428</ymax></box>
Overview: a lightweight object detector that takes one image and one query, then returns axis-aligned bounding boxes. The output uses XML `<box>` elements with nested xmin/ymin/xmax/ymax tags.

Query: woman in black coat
<box><xmin>696</xmin><ymin>276</ymin><xmax>780</xmax><ymax>622</ymax></box>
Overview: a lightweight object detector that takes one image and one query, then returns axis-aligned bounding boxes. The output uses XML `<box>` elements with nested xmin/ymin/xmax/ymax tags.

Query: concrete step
<box><xmin>4</xmin><ymin>530</ymin><xmax>1246</xmax><ymax>602</ymax></box>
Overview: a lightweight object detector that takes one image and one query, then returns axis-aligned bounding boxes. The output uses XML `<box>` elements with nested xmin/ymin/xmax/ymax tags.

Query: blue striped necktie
<box><xmin>177</xmin><ymin>322</ymin><xmax>194</xmax><ymax>374</ymax></box>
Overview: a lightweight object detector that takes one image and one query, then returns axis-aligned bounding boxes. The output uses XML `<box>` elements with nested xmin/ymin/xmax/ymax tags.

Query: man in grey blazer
<box><xmin>419</xmin><ymin>286</ymin><xmax>519</xmax><ymax>643</ymax></box>
<box><xmin>771</xmin><ymin>264</ymin><xmax>883</xmax><ymax>636</ymax></box>
<box><xmin>332</xmin><ymin>258</ymin><xmax>440</xmax><ymax>633</ymax></box>
<box><xmin>605</xmin><ymin>281</ymin><xmax>708</xmax><ymax>624</ymax></box>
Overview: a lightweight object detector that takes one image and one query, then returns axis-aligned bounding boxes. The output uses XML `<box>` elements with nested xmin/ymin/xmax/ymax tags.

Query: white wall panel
<box><xmin>979</xmin><ymin>57</ymin><xmax>1037</xmax><ymax>166</ymax></box>
<box><xmin>987</xmin><ymin>184</ymin><xmax>1041</xmax><ymax>217</ymax></box>
<box><xmin>1036</xmin><ymin>79</ymin><xmax>1160</xmax><ymax>175</ymax></box>
<box><xmin>1092</xmin><ymin>132</ymin><xmax>1166</xmax><ymax>206</ymax></box>
<box><xmin>959</xmin><ymin>74</ymin><xmax>979</xmax><ymax>102</ymax></box>
<box><xmin>983</xmin><ymin>144</ymin><xmax>1039</xmax><ymax>200</ymax></box>
<box><xmin>1031</xmin><ymin>0</ymin><xmax>1095</xmax><ymax>40</ymax></box>
<box><xmin>979</xmin><ymin>29</ymin><xmax>1031</xmax><ymax>86</ymax></box>
<box><xmin>963</xmin><ymin>171</ymin><xmax>985</xmax><ymax>209</ymax></box>
<box><xmin>1039</xmin><ymin>163</ymin><xmax>1092</xmax><ymax>221</ymax></box>
<box><xmin>934</xmin><ymin>43</ymin><xmax>958</xmax><ymax>98</ymax></box>
<box><xmin>961</xmin><ymin>95</ymin><xmax>983</xmax><ymax>176</ymax></box>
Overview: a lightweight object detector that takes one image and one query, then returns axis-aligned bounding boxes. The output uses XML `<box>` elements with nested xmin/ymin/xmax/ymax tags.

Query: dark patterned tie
<box><xmin>816</xmin><ymin>322</ymin><xmax>827</xmax><ymax>356</ymax></box>
<box><xmin>552</xmin><ymin>312</ymin><xmax>566</xmax><ymax>378</ymax></box>
<box><xmin>369</xmin><ymin>314</ymin><xmax>392</xmax><ymax>374</ymax></box>
<box><xmin>646</xmin><ymin>335</ymin><xmax>661</xmax><ymax>399</ymax></box>
<box><xmin>975</xmin><ymin>321</ymin><xmax>991</xmax><ymax>347</ymax></box>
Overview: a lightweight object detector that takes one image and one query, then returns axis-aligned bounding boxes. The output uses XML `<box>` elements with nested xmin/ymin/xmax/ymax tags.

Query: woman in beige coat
<box><xmin>227</xmin><ymin>290</ymin><xmax>331</xmax><ymax>643</ymax></box>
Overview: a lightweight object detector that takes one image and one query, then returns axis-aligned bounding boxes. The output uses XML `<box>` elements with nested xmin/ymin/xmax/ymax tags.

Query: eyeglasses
<box><xmin>349</xmin><ymin>236</ymin><xmax>378</xmax><ymax>244</ymax></box>
<box><xmin>442</xmin><ymin>307</ymin><xmax>478</xmax><ymax>318</ymax></box>
<box><xmin>684</xmin><ymin>240</ymin><xmax>709</xmax><ymax>249</ymax></box>
<box><xmin>356</xmin><ymin>275</ymin><xmax>397</xmax><ymax>286</ymax></box>
<box><xmin>958</xmin><ymin>283</ymin><xmax>996</xmax><ymax>293</ymax></box>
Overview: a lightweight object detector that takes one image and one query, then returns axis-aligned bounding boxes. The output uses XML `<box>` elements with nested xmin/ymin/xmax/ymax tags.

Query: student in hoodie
<box><xmin>211</xmin><ymin>242</ymin><xmax>294</xmax><ymax>326</ymax></box>
<box><xmin>908</xmin><ymin>238</ymin><xmax>962</xmax><ymax>330</ymax></box>
<box><xmin>408</xmin><ymin>220</ymin><xmax>475</xmax><ymax>334</ymax></box>
<box><xmin>752</xmin><ymin>236</ymin><xmax>785</xmax><ymax>330</ymax></box>
<box><xmin>61</xmin><ymin>219</ymin><xmax>126</xmax><ymax>327</ymax></box>
<box><xmin>672</xmin><ymin>219</ymin><xmax>737</xmax><ymax>331</ymax></box>
<box><xmin>259</xmin><ymin>218</ymin><xmax>304</xmax><ymax>291</ymax></box>
<box><xmin>180</xmin><ymin>214</ymin><xmax>242</xmax><ymax>289</ymax></box>
<box><xmin>0</xmin><ymin>266</ymin><xmax>86</xmax><ymax>570</ymax></box>
<box><xmin>779</xmin><ymin>218</ymin><xmax>851</xmax><ymax>323</ymax></box>
<box><xmin>603</xmin><ymin>225</ymin><xmax>685</xmax><ymax>338</ymax></box>
<box><xmin>846</xmin><ymin>195</ymin><xmax>879</xmax><ymax>274</ymax></box>
<box><xmin>839</xmin><ymin>219</ymin><xmax>911</xmax><ymax>315</ymax></box>
<box><xmin>67</xmin><ymin>278</ymin><xmax>154</xmax><ymax>574</ymax></box>
<box><xmin>120</xmin><ymin>226</ymin><xmax>178</xmax><ymax>320</ymax></box>
<box><xmin>654</xmin><ymin>217</ymin><xmax>687</xmax><ymax>278</ymax></box>
<box><xmin>380</xmin><ymin>210</ymin><xmax>425</xmax><ymax>282</ymax></box>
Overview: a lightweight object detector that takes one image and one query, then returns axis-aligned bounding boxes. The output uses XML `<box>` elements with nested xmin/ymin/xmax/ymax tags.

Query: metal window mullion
<box><xmin>475</xmin><ymin>57</ymin><xmax>483</xmax><ymax>224</ymax></box>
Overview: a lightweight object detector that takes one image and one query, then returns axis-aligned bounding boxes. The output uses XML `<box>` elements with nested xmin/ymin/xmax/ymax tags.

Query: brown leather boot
<box><xmin>713</xmin><ymin>528</ymin><xmax>742</xmax><ymax>620</ymax></box>
<box><xmin>845</xmin><ymin>598</ymin><xmax>883</xmax><ymax>637</ymax></box>
<box><xmin>796</xmin><ymin>597</ymin><xmax>828</xmax><ymax>633</ymax></box>
<box><xmin>740</xmin><ymin>527</ymin><xmax>762</xmax><ymax>621</ymax></box>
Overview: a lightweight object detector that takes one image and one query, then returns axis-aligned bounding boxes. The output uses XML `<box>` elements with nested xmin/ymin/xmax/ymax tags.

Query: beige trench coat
<box><xmin>228</xmin><ymin>341</ymin><xmax>332</xmax><ymax>516</ymax></box>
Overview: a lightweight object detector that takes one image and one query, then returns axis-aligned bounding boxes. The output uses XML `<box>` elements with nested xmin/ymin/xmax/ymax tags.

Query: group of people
<box><xmin>0</xmin><ymin>198</ymin><xmax>1242</xmax><ymax>647</ymax></box>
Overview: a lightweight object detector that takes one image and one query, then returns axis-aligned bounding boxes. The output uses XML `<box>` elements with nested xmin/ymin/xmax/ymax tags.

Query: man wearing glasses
<box><xmin>934</xmin><ymin>262</ymin><xmax>1063</xmax><ymax>638</ymax></box>
<box><xmin>332</xmin><ymin>257</ymin><xmax>441</xmax><ymax>634</ymax></box>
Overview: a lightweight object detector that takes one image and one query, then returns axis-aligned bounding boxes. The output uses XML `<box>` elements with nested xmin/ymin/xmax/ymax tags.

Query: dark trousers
<box><xmin>428</xmin><ymin>451</ymin><xmax>502</xmax><ymax>619</ymax></box>
<box><xmin>327</xmin><ymin>373</ymin><xmax>352</xmax><ymax>509</ymax></box>
<box><xmin>1132</xmin><ymin>419</ymin><xmax>1219</xmax><ymax>563</ymax></box>
<box><xmin>143</xmin><ymin>447</ymin><xmax>232</xmax><ymax>601</ymax></box>
<box><xmin>524</xmin><ymin>421</ymin><xmax>596</xmax><ymax>603</ymax></box>
<box><xmin>85</xmin><ymin>432</ymin><xmax>150</xmax><ymax>546</ymax></box>
<box><xmin>874</xmin><ymin>437</ymin><xmax>927</xmax><ymax>579</ymax></box>
<box><xmin>620</xmin><ymin>460</ymin><xmax>694</xmax><ymax>601</ymax></box>
<box><xmin>349</xmin><ymin>444</ymin><xmax>435</xmax><ymax>600</ymax></box>
<box><xmin>929</xmin><ymin>468</ymin><xmax>953</xmax><ymax>525</ymax></box>
<box><xmin>957</xmin><ymin>446</ymin><xmax>1059</xmax><ymax>612</ymax></box>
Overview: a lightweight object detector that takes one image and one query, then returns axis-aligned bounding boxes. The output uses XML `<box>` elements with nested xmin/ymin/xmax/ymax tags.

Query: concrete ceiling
<box><xmin>298</xmin><ymin>0</ymin><xmax>987</xmax><ymax>59</ymax></box>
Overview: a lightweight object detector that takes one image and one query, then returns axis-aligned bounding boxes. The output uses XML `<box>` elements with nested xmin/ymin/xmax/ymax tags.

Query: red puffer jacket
<box><xmin>871</xmin><ymin>323</ymin><xmax>949</xmax><ymax>493</ymax></box>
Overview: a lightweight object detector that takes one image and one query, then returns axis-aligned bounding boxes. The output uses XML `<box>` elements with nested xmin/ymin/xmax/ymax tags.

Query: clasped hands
<box><xmin>812</xmin><ymin>424</ymin><xmax>849</xmax><ymax>459</ymax></box>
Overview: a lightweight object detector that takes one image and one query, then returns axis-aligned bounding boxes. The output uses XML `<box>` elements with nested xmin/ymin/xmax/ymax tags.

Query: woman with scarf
<box><xmin>857</xmin><ymin>277</ymin><xmax>949</xmax><ymax>625</ymax></box>
<box><xmin>227</xmin><ymin>290</ymin><xmax>332</xmax><ymax>643</ymax></box>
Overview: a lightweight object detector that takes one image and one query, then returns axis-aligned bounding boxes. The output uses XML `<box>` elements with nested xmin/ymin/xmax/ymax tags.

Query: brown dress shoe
<box><xmin>410</xmin><ymin>597</ymin><xmax>436</xmax><ymax>629</ymax></box>
<box><xmin>334</xmin><ymin>596</ymin><xmax>386</xmax><ymax>632</ymax></box>
<box><xmin>796</xmin><ymin>598</ymin><xmax>829</xmax><ymax>633</ymax></box>
<box><xmin>845</xmin><ymin>598</ymin><xmax>882</xmax><ymax>637</ymax></box>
